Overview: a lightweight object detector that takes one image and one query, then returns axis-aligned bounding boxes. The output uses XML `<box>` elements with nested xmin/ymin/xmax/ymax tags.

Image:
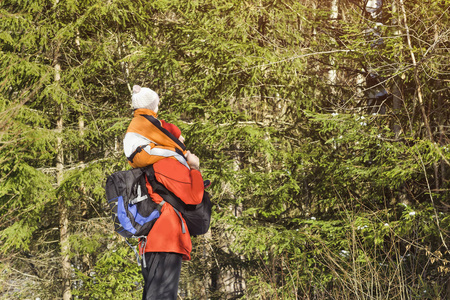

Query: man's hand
<box><xmin>186</xmin><ymin>151</ymin><xmax>200</xmax><ymax>170</ymax></box>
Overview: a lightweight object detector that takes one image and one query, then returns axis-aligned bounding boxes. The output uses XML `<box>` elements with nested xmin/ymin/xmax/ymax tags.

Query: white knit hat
<box><xmin>131</xmin><ymin>85</ymin><xmax>160</xmax><ymax>112</ymax></box>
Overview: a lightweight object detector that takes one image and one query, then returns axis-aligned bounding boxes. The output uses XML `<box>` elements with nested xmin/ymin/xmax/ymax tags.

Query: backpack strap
<box><xmin>138</xmin><ymin>199</ymin><xmax>167</xmax><ymax>268</ymax></box>
<box><xmin>129</xmin><ymin>184</ymin><xmax>148</xmax><ymax>204</ymax></box>
<box><xmin>127</xmin><ymin>145</ymin><xmax>146</xmax><ymax>164</ymax></box>
<box><xmin>173</xmin><ymin>208</ymin><xmax>186</xmax><ymax>234</ymax></box>
<box><xmin>126</xmin><ymin>238</ymin><xmax>142</xmax><ymax>266</ymax></box>
<box><xmin>143</xmin><ymin>166</ymin><xmax>188</xmax><ymax>233</ymax></box>
<box><xmin>143</xmin><ymin>166</ymin><xmax>189</xmax><ymax>211</ymax></box>
<box><xmin>140</xmin><ymin>115</ymin><xmax>186</xmax><ymax>152</ymax></box>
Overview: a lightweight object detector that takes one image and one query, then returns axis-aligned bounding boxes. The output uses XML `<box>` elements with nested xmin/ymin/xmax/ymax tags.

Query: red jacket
<box><xmin>141</xmin><ymin>158</ymin><xmax>204</xmax><ymax>260</ymax></box>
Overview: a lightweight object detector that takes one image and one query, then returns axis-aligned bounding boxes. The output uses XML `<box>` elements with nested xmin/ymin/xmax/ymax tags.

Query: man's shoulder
<box><xmin>154</xmin><ymin>157</ymin><xmax>189</xmax><ymax>175</ymax></box>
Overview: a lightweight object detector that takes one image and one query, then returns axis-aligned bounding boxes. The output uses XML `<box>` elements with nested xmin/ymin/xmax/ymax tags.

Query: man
<box><xmin>140</xmin><ymin>152</ymin><xmax>204</xmax><ymax>299</ymax></box>
<box><xmin>123</xmin><ymin>85</ymin><xmax>206</xmax><ymax>299</ymax></box>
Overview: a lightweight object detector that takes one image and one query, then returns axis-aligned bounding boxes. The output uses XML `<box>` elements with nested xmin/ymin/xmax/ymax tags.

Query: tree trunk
<box><xmin>398</xmin><ymin>0</ymin><xmax>433</xmax><ymax>141</ymax></box>
<box><xmin>391</xmin><ymin>0</ymin><xmax>404</xmax><ymax>138</ymax></box>
<box><xmin>55</xmin><ymin>62</ymin><xmax>72</xmax><ymax>300</ymax></box>
<box><xmin>328</xmin><ymin>0</ymin><xmax>338</xmax><ymax>91</ymax></box>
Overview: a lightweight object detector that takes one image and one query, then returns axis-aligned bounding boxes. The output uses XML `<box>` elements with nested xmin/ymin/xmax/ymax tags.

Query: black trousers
<box><xmin>141</xmin><ymin>252</ymin><xmax>183</xmax><ymax>300</ymax></box>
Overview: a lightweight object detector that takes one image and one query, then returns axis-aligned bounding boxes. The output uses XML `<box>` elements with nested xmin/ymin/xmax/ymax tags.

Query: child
<box><xmin>123</xmin><ymin>85</ymin><xmax>189</xmax><ymax>169</ymax></box>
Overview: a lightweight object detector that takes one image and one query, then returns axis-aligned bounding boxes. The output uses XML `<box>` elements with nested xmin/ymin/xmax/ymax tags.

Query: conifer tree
<box><xmin>1</xmin><ymin>0</ymin><xmax>448</xmax><ymax>299</ymax></box>
<box><xmin>1</xmin><ymin>0</ymin><xmax>138</xmax><ymax>297</ymax></box>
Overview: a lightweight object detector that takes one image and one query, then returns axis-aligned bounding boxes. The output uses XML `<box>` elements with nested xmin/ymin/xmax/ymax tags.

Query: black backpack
<box><xmin>105</xmin><ymin>168</ymin><xmax>162</xmax><ymax>238</ymax></box>
<box><xmin>105</xmin><ymin>166</ymin><xmax>212</xmax><ymax>238</ymax></box>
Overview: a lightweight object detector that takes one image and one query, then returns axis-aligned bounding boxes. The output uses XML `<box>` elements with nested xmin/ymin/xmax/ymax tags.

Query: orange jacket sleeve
<box><xmin>153</xmin><ymin>158</ymin><xmax>204</xmax><ymax>205</ymax></box>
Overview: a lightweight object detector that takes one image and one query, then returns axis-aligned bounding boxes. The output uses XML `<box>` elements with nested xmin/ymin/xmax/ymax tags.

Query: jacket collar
<box><xmin>133</xmin><ymin>108</ymin><xmax>157</xmax><ymax>117</ymax></box>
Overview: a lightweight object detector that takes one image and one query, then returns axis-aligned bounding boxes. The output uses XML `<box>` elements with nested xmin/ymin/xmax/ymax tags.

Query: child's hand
<box><xmin>186</xmin><ymin>151</ymin><xmax>200</xmax><ymax>170</ymax></box>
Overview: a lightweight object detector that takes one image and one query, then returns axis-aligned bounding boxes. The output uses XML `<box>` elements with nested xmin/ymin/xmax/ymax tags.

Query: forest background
<box><xmin>0</xmin><ymin>0</ymin><xmax>449</xmax><ymax>299</ymax></box>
